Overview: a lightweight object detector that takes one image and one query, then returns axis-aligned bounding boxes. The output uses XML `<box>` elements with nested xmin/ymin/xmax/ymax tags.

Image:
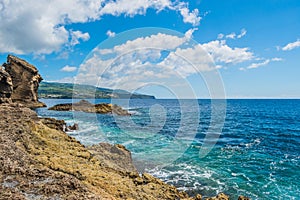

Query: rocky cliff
<box><xmin>1</xmin><ymin>55</ymin><xmax>45</xmax><ymax>108</ymax></box>
<box><xmin>0</xmin><ymin>67</ymin><xmax>13</xmax><ymax>103</ymax></box>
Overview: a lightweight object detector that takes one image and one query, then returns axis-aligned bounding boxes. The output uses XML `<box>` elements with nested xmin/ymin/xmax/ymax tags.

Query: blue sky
<box><xmin>0</xmin><ymin>0</ymin><xmax>299</xmax><ymax>98</ymax></box>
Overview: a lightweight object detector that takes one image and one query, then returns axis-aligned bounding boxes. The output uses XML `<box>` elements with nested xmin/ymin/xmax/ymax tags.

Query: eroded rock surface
<box><xmin>0</xmin><ymin>104</ymin><xmax>192</xmax><ymax>200</ymax></box>
<box><xmin>88</xmin><ymin>143</ymin><xmax>137</xmax><ymax>173</ymax></box>
<box><xmin>2</xmin><ymin>55</ymin><xmax>45</xmax><ymax>108</ymax></box>
<box><xmin>0</xmin><ymin>67</ymin><xmax>13</xmax><ymax>103</ymax></box>
<box><xmin>49</xmin><ymin>99</ymin><xmax>130</xmax><ymax>116</ymax></box>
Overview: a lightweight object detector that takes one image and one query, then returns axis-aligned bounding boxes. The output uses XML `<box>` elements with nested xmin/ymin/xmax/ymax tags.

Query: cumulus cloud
<box><xmin>106</xmin><ymin>30</ymin><xmax>116</xmax><ymax>38</ymax></box>
<box><xmin>74</xmin><ymin>31</ymin><xmax>258</xmax><ymax>91</ymax></box>
<box><xmin>282</xmin><ymin>40</ymin><xmax>300</xmax><ymax>51</ymax></box>
<box><xmin>201</xmin><ymin>40</ymin><xmax>254</xmax><ymax>64</ymax></box>
<box><xmin>179</xmin><ymin>7</ymin><xmax>201</xmax><ymax>26</ymax></box>
<box><xmin>60</xmin><ymin>65</ymin><xmax>77</xmax><ymax>72</ymax></box>
<box><xmin>70</xmin><ymin>31</ymin><xmax>90</xmax><ymax>46</ymax></box>
<box><xmin>0</xmin><ymin>0</ymin><xmax>102</xmax><ymax>54</ymax></box>
<box><xmin>97</xmin><ymin>33</ymin><xmax>189</xmax><ymax>56</ymax></box>
<box><xmin>0</xmin><ymin>0</ymin><xmax>201</xmax><ymax>55</ymax></box>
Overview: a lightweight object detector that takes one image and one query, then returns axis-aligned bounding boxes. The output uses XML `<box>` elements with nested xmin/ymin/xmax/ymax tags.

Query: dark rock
<box><xmin>238</xmin><ymin>196</ymin><xmax>251</xmax><ymax>200</ymax></box>
<box><xmin>41</xmin><ymin>117</ymin><xmax>67</xmax><ymax>132</ymax></box>
<box><xmin>0</xmin><ymin>67</ymin><xmax>13</xmax><ymax>103</ymax></box>
<box><xmin>68</xmin><ymin>123</ymin><xmax>79</xmax><ymax>131</ymax></box>
<box><xmin>49</xmin><ymin>99</ymin><xmax>130</xmax><ymax>116</ymax></box>
<box><xmin>2</xmin><ymin>55</ymin><xmax>46</xmax><ymax>108</ymax></box>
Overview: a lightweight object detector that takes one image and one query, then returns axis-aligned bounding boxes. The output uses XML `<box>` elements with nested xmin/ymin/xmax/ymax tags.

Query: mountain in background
<box><xmin>38</xmin><ymin>82</ymin><xmax>155</xmax><ymax>99</ymax></box>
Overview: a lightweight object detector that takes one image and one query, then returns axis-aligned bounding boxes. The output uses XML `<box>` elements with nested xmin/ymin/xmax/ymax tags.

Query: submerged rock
<box><xmin>0</xmin><ymin>67</ymin><xmax>13</xmax><ymax>103</ymax></box>
<box><xmin>2</xmin><ymin>55</ymin><xmax>46</xmax><ymax>108</ymax></box>
<box><xmin>49</xmin><ymin>99</ymin><xmax>130</xmax><ymax>116</ymax></box>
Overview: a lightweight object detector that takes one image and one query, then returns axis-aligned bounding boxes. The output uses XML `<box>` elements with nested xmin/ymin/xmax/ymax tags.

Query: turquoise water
<box><xmin>36</xmin><ymin>99</ymin><xmax>300</xmax><ymax>199</ymax></box>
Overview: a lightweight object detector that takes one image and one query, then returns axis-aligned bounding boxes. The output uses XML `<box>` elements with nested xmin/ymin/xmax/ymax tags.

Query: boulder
<box><xmin>206</xmin><ymin>193</ymin><xmax>229</xmax><ymax>200</ymax></box>
<box><xmin>68</xmin><ymin>123</ymin><xmax>79</xmax><ymax>131</ymax></box>
<box><xmin>2</xmin><ymin>55</ymin><xmax>46</xmax><ymax>108</ymax></box>
<box><xmin>0</xmin><ymin>67</ymin><xmax>13</xmax><ymax>103</ymax></box>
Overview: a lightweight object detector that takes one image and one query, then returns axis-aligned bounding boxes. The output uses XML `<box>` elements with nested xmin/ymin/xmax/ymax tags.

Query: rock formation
<box><xmin>0</xmin><ymin>67</ymin><xmax>13</xmax><ymax>103</ymax></box>
<box><xmin>88</xmin><ymin>143</ymin><xmax>137</xmax><ymax>173</ymax></box>
<box><xmin>0</xmin><ymin>103</ymin><xmax>190</xmax><ymax>199</ymax></box>
<box><xmin>2</xmin><ymin>55</ymin><xmax>45</xmax><ymax>108</ymax></box>
<box><xmin>49</xmin><ymin>99</ymin><xmax>130</xmax><ymax>116</ymax></box>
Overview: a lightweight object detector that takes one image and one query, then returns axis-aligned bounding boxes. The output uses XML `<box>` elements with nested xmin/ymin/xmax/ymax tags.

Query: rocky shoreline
<box><xmin>0</xmin><ymin>55</ymin><xmax>250</xmax><ymax>199</ymax></box>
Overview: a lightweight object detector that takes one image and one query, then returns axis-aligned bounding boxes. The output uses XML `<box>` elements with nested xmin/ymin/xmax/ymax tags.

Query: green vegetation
<box><xmin>38</xmin><ymin>82</ymin><xmax>155</xmax><ymax>99</ymax></box>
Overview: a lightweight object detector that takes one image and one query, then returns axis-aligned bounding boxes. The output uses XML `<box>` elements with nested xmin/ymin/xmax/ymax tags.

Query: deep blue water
<box><xmin>36</xmin><ymin>99</ymin><xmax>300</xmax><ymax>199</ymax></box>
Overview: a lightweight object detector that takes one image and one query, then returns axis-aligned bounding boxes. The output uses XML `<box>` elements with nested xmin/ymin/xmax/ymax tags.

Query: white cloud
<box><xmin>184</xmin><ymin>28</ymin><xmax>198</xmax><ymax>40</ymax></box>
<box><xmin>271</xmin><ymin>57</ymin><xmax>283</xmax><ymax>62</ymax></box>
<box><xmin>0</xmin><ymin>0</ymin><xmax>201</xmax><ymax>55</ymax></box>
<box><xmin>237</xmin><ymin>28</ymin><xmax>247</xmax><ymax>39</ymax></box>
<box><xmin>70</xmin><ymin>30</ymin><xmax>90</xmax><ymax>46</ymax></box>
<box><xmin>246</xmin><ymin>57</ymin><xmax>282</xmax><ymax>70</ymax></box>
<box><xmin>60</xmin><ymin>65</ymin><xmax>77</xmax><ymax>72</ymax></box>
<box><xmin>247</xmin><ymin>59</ymin><xmax>270</xmax><ymax>69</ymax></box>
<box><xmin>219</xmin><ymin>28</ymin><xmax>247</xmax><ymax>40</ymax></box>
<box><xmin>226</xmin><ymin>33</ymin><xmax>236</xmax><ymax>39</ymax></box>
<box><xmin>75</xmin><ymin>31</ymin><xmax>258</xmax><ymax>91</ymax></box>
<box><xmin>100</xmin><ymin>0</ymin><xmax>201</xmax><ymax>26</ymax></box>
<box><xmin>282</xmin><ymin>40</ymin><xmax>300</xmax><ymax>51</ymax></box>
<box><xmin>99</xmin><ymin>33</ymin><xmax>189</xmax><ymax>56</ymax></box>
<box><xmin>0</xmin><ymin>0</ymin><xmax>102</xmax><ymax>54</ymax></box>
<box><xmin>201</xmin><ymin>40</ymin><xmax>254</xmax><ymax>64</ymax></box>
<box><xmin>106</xmin><ymin>30</ymin><xmax>116</xmax><ymax>38</ymax></box>
<box><xmin>179</xmin><ymin>7</ymin><xmax>201</xmax><ymax>26</ymax></box>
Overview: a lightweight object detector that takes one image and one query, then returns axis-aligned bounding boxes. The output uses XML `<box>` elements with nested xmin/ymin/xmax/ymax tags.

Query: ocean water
<box><xmin>36</xmin><ymin>99</ymin><xmax>300</xmax><ymax>199</ymax></box>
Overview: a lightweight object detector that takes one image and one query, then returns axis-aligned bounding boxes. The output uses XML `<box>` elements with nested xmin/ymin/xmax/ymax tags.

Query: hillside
<box><xmin>38</xmin><ymin>82</ymin><xmax>155</xmax><ymax>99</ymax></box>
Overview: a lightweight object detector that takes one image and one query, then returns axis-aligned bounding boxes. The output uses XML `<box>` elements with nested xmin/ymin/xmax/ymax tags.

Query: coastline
<box><xmin>0</xmin><ymin>55</ymin><xmax>251</xmax><ymax>199</ymax></box>
<box><xmin>0</xmin><ymin>102</ymin><xmax>243</xmax><ymax>200</ymax></box>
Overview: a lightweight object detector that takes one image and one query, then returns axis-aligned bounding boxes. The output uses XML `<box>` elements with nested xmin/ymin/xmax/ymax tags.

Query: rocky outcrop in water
<box><xmin>0</xmin><ymin>67</ymin><xmax>13</xmax><ymax>103</ymax></box>
<box><xmin>2</xmin><ymin>55</ymin><xmax>45</xmax><ymax>108</ymax></box>
<box><xmin>49</xmin><ymin>99</ymin><xmax>130</xmax><ymax>116</ymax></box>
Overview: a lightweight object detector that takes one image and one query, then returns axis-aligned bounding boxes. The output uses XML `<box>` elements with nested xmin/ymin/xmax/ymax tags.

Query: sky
<box><xmin>0</xmin><ymin>0</ymin><xmax>299</xmax><ymax>98</ymax></box>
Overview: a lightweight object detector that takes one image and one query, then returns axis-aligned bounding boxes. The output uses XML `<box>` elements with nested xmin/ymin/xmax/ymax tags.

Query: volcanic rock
<box><xmin>0</xmin><ymin>103</ymin><xmax>193</xmax><ymax>200</ymax></box>
<box><xmin>2</xmin><ymin>55</ymin><xmax>46</xmax><ymax>108</ymax></box>
<box><xmin>88</xmin><ymin>143</ymin><xmax>137</xmax><ymax>173</ymax></box>
<box><xmin>49</xmin><ymin>99</ymin><xmax>130</xmax><ymax>116</ymax></box>
<box><xmin>0</xmin><ymin>67</ymin><xmax>13</xmax><ymax>103</ymax></box>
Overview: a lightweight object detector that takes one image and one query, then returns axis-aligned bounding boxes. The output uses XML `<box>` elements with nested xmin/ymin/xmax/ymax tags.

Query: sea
<box><xmin>36</xmin><ymin>99</ymin><xmax>300</xmax><ymax>199</ymax></box>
